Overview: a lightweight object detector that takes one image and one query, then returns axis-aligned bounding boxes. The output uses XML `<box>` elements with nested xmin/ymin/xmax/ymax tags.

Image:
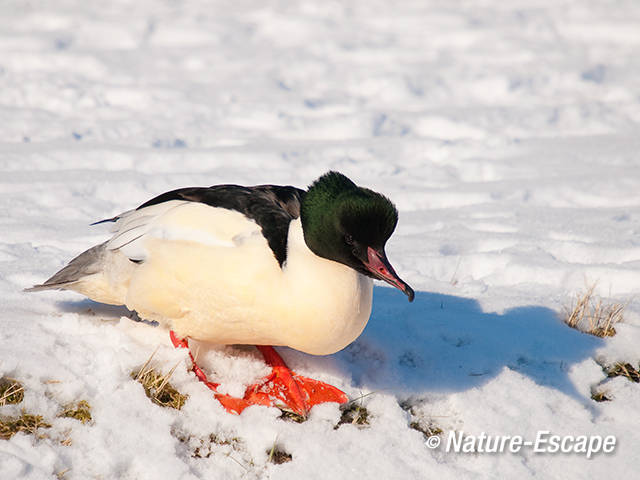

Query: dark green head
<box><xmin>300</xmin><ymin>171</ymin><xmax>414</xmax><ymax>302</ymax></box>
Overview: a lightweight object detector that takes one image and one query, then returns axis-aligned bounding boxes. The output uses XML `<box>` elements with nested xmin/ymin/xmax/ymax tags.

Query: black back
<box><xmin>135</xmin><ymin>184</ymin><xmax>305</xmax><ymax>267</ymax></box>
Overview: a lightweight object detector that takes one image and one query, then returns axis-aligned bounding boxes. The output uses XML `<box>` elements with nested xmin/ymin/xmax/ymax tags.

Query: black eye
<box><xmin>345</xmin><ymin>234</ymin><xmax>353</xmax><ymax>245</ymax></box>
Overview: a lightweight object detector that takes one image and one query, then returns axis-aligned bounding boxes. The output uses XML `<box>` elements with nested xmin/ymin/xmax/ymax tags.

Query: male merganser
<box><xmin>28</xmin><ymin>171</ymin><xmax>413</xmax><ymax>416</ymax></box>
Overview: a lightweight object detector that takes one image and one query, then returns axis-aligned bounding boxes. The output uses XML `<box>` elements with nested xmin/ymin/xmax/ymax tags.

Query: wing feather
<box><xmin>105</xmin><ymin>200</ymin><xmax>262</xmax><ymax>262</ymax></box>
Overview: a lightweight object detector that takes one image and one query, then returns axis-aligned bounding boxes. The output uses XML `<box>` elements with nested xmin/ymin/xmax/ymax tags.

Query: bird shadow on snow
<box><xmin>336</xmin><ymin>287</ymin><xmax>603</xmax><ymax>402</ymax></box>
<box><xmin>56</xmin><ymin>299</ymin><xmax>158</xmax><ymax>326</ymax></box>
<box><xmin>55</xmin><ymin>289</ymin><xmax>602</xmax><ymax>403</ymax></box>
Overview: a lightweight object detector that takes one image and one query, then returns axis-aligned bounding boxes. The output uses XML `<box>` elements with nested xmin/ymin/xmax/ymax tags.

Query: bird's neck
<box><xmin>284</xmin><ymin>218</ymin><xmax>357</xmax><ymax>281</ymax></box>
<box><xmin>279</xmin><ymin>218</ymin><xmax>373</xmax><ymax>354</ymax></box>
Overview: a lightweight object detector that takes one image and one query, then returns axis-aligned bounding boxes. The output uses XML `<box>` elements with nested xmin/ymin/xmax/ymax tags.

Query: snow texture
<box><xmin>2</xmin><ymin>0</ymin><xmax>640</xmax><ymax>479</ymax></box>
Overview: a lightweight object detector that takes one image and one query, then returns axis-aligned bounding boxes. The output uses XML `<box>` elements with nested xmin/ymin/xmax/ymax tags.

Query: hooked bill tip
<box><xmin>404</xmin><ymin>285</ymin><xmax>415</xmax><ymax>302</ymax></box>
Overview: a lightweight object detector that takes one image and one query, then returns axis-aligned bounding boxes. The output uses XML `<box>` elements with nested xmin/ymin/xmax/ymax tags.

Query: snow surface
<box><xmin>2</xmin><ymin>0</ymin><xmax>640</xmax><ymax>478</ymax></box>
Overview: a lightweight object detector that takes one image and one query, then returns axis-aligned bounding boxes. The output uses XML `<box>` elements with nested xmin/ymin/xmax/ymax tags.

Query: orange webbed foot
<box><xmin>243</xmin><ymin>346</ymin><xmax>348</xmax><ymax>417</ymax></box>
<box><xmin>170</xmin><ymin>332</ymin><xmax>348</xmax><ymax>417</ymax></box>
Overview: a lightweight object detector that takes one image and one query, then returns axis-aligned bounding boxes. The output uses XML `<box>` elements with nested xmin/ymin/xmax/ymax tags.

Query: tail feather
<box><xmin>25</xmin><ymin>242</ymin><xmax>108</xmax><ymax>292</ymax></box>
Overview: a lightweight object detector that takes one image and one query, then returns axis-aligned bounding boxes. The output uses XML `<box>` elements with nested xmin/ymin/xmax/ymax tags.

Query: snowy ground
<box><xmin>2</xmin><ymin>0</ymin><xmax>640</xmax><ymax>478</ymax></box>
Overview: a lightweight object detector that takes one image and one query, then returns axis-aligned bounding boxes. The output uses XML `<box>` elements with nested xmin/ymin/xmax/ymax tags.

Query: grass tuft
<box><xmin>336</xmin><ymin>402</ymin><xmax>370</xmax><ymax>427</ymax></box>
<box><xmin>0</xmin><ymin>378</ymin><xmax>24</xmax><ymax>406</ymax></box>
<box><xmin>267</xmin><ymin>441</ymin><xmax>292</xmax><ymax>464</ymax></box>
<box><xmin>563</xmin><ymin>284</ymin><xmax>625</xmax><ymax>337</ymax></box>
<box><xmin>279</xmin><ymin>410</ymin><xmax>306</xmax><ymax>423</ymax></box>
<box><xmin>335</xmin><ymin>393</ymin><xmax>377</xmax><ymax>428</ymax></box>
<box><xmin>132</xmin><ymin>350</ymin><xmax>188</xmax><ymax>409</ymax></box>
<box><xmin>400</xmin><ymin>399</ymin><xmax>446</xmax><ymax>438</ymax></box>
<box><xmin>591</xmin><ymin>390</ymin><xmax>612</xmax><ymax>402</ymax></box>
<box><xmin>410</xmin><ymin>420</ymin><xmax>443</xmax><ymax>438</ymax></box>
<box><xmin>59</xmin><ymin>400</ymin><xmax>92</xmax><ymax>424</ymax></box>
<box><xmin>0</xmin><ymin>410</ymin><xmax>51</xmax><ymax>440</ymax></box>
<box><xmin>606</xmin><ymin>362</ymin><xmax>640</xmax><ymax>383</ymax></box>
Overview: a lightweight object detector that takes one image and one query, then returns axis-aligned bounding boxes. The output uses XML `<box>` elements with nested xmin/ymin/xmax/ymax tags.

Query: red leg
<box><xmin>170</xmin><ymin>330</ymin><xmax>219</xmax><ymax>390</ymax></box>
<box><xmin>170</xmin><ymin>331</ymin><xmax>348</xmax><ymax>417</ymax></box>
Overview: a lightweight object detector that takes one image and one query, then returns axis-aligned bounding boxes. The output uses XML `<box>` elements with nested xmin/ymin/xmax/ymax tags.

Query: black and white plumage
<box><xmin>101</xmin><ymin>184</ymin><xmax>306</xmax><ymax>267</ymax></box>
<box><xmin>29</xmin><ymin>171</ymin><xmax>413</xmax><ymax>355</ymax></box>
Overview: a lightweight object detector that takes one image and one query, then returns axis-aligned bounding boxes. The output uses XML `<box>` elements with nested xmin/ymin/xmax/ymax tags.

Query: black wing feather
<box><xmin>135</xmin><ymin>184</ymin><xmax>305</xmax><ymax>267</ymax></box>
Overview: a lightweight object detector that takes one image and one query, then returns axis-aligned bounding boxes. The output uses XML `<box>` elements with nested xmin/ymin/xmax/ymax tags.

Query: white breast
<box><xmin>277</xmin><ymin>219</ymin><xmax>373</xmax><ymax>354</ymax></box>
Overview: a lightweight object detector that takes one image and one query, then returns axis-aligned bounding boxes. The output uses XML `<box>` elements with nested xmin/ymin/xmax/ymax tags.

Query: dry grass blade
<box><xmin>56</xmin><ymin>468</ymin><xmax>71</xmax><ymax>479</ymax></box>
<box><xmin>591</xmin><ymin>390</ymin><xmax>612</xmax><ymax>402</ymax></box>
<box><xmin>565</xmin><ymin>284</ymin><xmax>595</xmax><ymax>329</ymax></box>
<box><xmin>132</xmin><ymin>352</ymin><xmax>187</xmax><ymax>410</ymax></box>
<box><xmin>134</xmin><ymin>346</ymin><xmax>160</xmax><ymax>382</ymax></box>
<box><xmin>0</xmin><ymin>410</ymin><xmax>51</xmax><ymax>440</ymax></box>
<box><xmin>563</xmin><ymin>283</ymin><xmax>626</xmax><ymax>337</ymax></box>
<box><xmin>410</xmin><ymin>420</ymin><xmax>443</xmax><ymax>438</ymax></box>
<box><xmin>334</xmin><ymin>391</ymin><xmax>375</xmax><ymax>428</ymax></box>
<box><xmin>267</xmin><ymin>439</ymin><xmax>293</xmax><ymax>464</ymax></box>
<box><xmin>0</xmin><ymin>378</ymin><xmax>24</xmax><ymax>406</ymax></box>
<box><xmin>156</xmin><ymin>363</ymin><xmax>179</xmax><ymax>394</ymax></box>
<box><xmin>336</xmin><ymin>402</ymin><xmax>370</xmax><ymax>427</ymax></box>
<box><xmin>279</xmin><ymin>410</ymin><xmax>306</xmax><ymax>423</ymax></box>
<box><xmin>607</xmin><ymin>362</ymin><xmax>640</xmax><ymax>383</ymax></box>
<box><xmin>400</xmin><ymin>400</ymin><xmax>445</xmax><ymax>438</ymax></box>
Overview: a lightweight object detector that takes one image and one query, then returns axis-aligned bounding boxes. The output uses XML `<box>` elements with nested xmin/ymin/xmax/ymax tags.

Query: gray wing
<box><xmin>25</xmin><ymin>242</ymin><xmax>107</xmax><ymax>291</ymax></box>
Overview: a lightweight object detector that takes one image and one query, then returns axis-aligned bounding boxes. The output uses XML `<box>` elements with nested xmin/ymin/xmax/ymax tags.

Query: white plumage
<box><xmin>68</xmin><ymin>202</ymin><xmax>373</xmax><ymax>355</ymax></box>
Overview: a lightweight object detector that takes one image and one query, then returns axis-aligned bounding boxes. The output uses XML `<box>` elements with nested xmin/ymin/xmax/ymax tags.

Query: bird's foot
<box><xmin>170</xmin><ymin>330</ymin><xmax>256</xmax><ymax>413</ymax></box>
<box><xmin>169</xmin><ymin>330</ymin><xmax>219</xmax><ymax>391</ymax></box>
<box><xmin>169</xmin><ymin>332</ymin><xmax>348</xmax><ymax>417</ymax></box>
<box><xmin>241</xmin><ymin>358</ymin><xmax>348</xmax><ymax>417</ymax></box>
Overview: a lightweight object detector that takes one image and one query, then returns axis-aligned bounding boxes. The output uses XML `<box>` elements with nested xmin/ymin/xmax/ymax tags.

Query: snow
<box><xmin>2</xmin><ymin>0</ymin><xmax>640</xmax><ymax>478</ymax></box>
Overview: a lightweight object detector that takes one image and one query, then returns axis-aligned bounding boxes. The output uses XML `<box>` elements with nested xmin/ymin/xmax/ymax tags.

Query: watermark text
<box><xmin>425</xmin><ymin>430</ymin><xmax>616</xmax><ymax>458</ymax></box>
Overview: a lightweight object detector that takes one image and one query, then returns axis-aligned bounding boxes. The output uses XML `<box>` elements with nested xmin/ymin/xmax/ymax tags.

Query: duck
<box><xmin>28</xmin><ymin>171</ymin><xmax>414</xmax><ymax>417</ymax></box>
